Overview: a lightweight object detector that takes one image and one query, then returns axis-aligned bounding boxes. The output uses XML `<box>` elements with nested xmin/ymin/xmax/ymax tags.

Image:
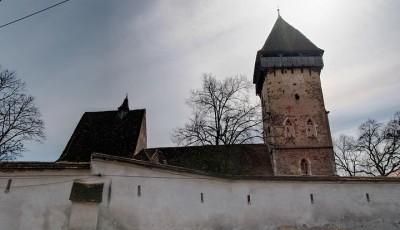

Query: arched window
<box><xmin>300</xmin><ymin>159</ymin><xmax>310</xmax><ymax>175</ymax></box>
<box><xmin>283</xmin><ymin>118</ymin><xmax>295</xmax><ymax>139</ymax></box>
<box><xmin>305</xmin><ymin>118</ymin><xmax>317</xmax><ymax>138</ymax></box>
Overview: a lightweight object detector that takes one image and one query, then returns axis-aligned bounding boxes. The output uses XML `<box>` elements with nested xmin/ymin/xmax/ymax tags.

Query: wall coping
<box><xmin>0</xmin><ymin>161</ymin><xmax>90</xmax><ymax>171</ymax></box>
<box><xmin>91</xmin><ymin>153</ymin><xmax>400</xmax><ymax>183</ymax></box>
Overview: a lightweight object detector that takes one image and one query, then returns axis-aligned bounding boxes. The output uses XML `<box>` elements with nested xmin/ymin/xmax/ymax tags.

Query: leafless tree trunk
<box><xmin>172</xmin><ymin>74</ymin><xmax>262</xmax><ymax>146</ymax></box>
<box><xmin>335</xmin><ymin>112</ymin><xmax>400</xmax><ymax>176</ymax></box>
<box><xmin>0</xmin><ymin>68</ymin><xmax>44</xmax><ymax>160</ymax></box>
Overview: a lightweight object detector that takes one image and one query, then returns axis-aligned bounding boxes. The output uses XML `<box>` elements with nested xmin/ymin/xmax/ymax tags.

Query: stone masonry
<box><xmin>261</xmin><ymin>68</ymin><xmax>336</xmax><ymax>176</ymax></box>
<box><xmin>254</xmin><ymin>16</ymin><xmax>336</xmax><ymax>176</ymax></box>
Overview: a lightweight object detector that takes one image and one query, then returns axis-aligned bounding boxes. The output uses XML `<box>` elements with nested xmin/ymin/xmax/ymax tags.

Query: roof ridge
<box><xmin>144</xmin><ymin>144</ymin><xmax>267</xmax><ymax>151</ymax></box>
<box><xmin>84</xmin><ymin>108</ymin><xmax>146</xmax><ymax>114</ymax></box>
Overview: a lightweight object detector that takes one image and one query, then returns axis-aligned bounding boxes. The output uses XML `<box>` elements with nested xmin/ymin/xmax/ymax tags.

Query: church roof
<box><xmin>253</xmin><ymin>16</ymin><xmax>324</xmax><ymax>94</ymax></box>
<box><xmin>260</xmin><ymin>15</ymin><xmax>323</xmax><ymax>57</ymax></box>
<box><xmin>58</xmin><ymin>109</ymin><xmax>145</xmax><ymax>162</ymax></box>
<box><xmin>135</xmin><ymin>144</ymin><xmax>273</xmax><ymax>176</ymax></box>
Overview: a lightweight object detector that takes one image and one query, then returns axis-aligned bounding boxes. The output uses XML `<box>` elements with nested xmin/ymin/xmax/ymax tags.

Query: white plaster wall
<box><xmin>69</xmin><ymin>202</ymin><xmax>99</xmax><ymax>230</ymax></box>
<box><xmin>0</xmin><ymin>169</ymin><xmax>91</xmax><ymax>230</ymax></box>
<box><xmin>1</xmin><ymin>161</ymin><xmax>400</xmax><ymax>230</ymax></box>
<box><xmin>92</xmin><ymin>159</ymin><xmax>400</xmax><ymax>230</ymax></box>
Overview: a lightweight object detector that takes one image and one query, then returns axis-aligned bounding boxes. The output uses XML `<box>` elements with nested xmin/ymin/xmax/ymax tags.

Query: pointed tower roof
<box><xmin>253</xmin><ymin>16</ymin><xmax>324</xmax><ymax>95</ymax></box>
<box><xmin>260</xmin><ymin>15</ymin><xmax>323</xmax><ymax>56</ymax></box>
<box><xmin>118</xmin><ymin>96</ymin><xmax>129</xmax><ymax>112</ymax></box>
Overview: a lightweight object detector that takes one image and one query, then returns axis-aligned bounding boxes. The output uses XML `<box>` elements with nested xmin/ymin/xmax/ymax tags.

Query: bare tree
<box><xmin>172</xmin><ymin>74</ymin><xmax>262</xmax><ymax>146</ymax></box>
<box><xmin>0</xmin><ymin>68</ymin><xmax>44</xmax><ymax>160</ymax></box>
<box><xmin>334</xmin><ymin>135</ymin><xmax>363</xmax><ymax>176</ymax></box>
<box><xmin>334</xmin><ymin>112</ymin><xmax>400</xmax><ymax>176</ymax></box>
<box><xmin>356</xmin><ymin>114</ymin><xmax>400</xmax><ymax>176</ymax></box>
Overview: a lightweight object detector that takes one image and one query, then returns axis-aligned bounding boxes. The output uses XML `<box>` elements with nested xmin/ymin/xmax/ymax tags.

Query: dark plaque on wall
<box><xmin>69</xmin><ymin>181</ymin><xmax>104</xmax><ymax>203</ymax></box>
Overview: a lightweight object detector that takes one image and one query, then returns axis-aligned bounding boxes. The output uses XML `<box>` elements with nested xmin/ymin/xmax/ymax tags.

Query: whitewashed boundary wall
<box><xmin>1</xmin><ymin>155</ymin><xmax>400</xmax><ymax>230</ymax></box>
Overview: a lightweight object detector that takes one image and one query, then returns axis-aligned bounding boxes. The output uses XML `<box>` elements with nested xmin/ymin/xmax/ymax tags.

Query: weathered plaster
<box><xmin>1</xmin><ymin>159</ymin><xmax>400</xmax><ymax>230</ymax></box>
<box><xmin>0</xmin><ymin>169</ymin><xmax>90</xmax><ymax>230</ymax></box>
<box><xmin>91</xmin><ymin>158</ymin><xmax>400</xmax><ymax>230</ymax></box>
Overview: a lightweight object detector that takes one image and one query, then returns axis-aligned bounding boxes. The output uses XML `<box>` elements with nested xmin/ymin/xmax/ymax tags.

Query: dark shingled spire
<box><xmin>253</xmin><ymin>16</ymin><xmax>324</xmax><ymax>95</ymax></box>
<box><xmin>260</xmin><ymin>15</ymin><xmax>323</xmax><ymax>57</ymax></box>
<box><xmin>118</xmin><ymin>95</ymin><xmax>129</xmax><ymax>112</ymax></box>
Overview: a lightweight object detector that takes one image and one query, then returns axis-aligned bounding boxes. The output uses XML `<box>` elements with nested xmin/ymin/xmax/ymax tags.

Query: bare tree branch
<box><xmin>0</xmin><ymin>67</ymin><xmax>45</xmax><ymax>160</ymax></box>
<box><xmin>334</xmin><ymin>112</ymin><xmax>400</xmax><ymax>176</ymax></box>
<box><xmin>334</xmin><ymin>135</ymin><xmax>363</xmax><ymax>176</ymax></box>
<box><xmin>172</xmin><ymin>74</ymin><xmax>262</xmax><ymax>146</ymax></box>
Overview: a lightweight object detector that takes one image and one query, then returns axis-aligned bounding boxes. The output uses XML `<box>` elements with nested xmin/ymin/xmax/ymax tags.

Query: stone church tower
<box><xmin>253</xmin><ymin>15</ymin><xmax>336</xmax><ymax>176</ymax></box>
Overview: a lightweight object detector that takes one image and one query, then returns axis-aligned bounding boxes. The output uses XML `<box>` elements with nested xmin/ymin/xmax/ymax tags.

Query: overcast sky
<box><xmin>0</xmin><ymin>0</ymin><xmax>399</xmax><ymax>161</ymax></box>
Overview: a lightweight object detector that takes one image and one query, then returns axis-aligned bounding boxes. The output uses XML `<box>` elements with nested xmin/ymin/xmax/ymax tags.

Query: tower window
<box><xmin>295</xmin><ymin>94</ymin><xmax>300</xmax><ymax>100</ymax></box>
<box><xmin>284</xmin><ymin>118</ymin><xmax>296</xmax><ymax>139</ymax></box>
<box><xmin>300</xmin><ymin>159</ymin><xmax>310</xmax><ymax>175</ymax></box>
<box><xmin>306</xmin><ymin>118</ymin><xmax>318</xmax><ymax>138</ymax></box>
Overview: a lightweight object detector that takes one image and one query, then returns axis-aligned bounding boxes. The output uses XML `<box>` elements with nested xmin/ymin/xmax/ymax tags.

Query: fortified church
<box><xmin>1</xmin><ymin>15</ymin><xmax>400</xmax><ymax>230</ymax></box>
<box><xmin>58</xmin><ymin>15</ymin><xmax>336</xmax><ymax>177</ymax></box>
